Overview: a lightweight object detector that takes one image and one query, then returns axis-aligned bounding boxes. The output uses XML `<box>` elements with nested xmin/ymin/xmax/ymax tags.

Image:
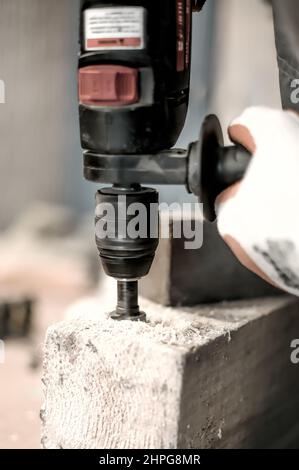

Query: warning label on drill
<box><xmin>84</xmin><ymin>7</ymin><xmax>145</xmax><ymax>51</ymax></box>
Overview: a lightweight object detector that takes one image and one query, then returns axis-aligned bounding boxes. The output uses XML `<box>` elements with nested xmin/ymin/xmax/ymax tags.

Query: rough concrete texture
<box><xmin>42</xmin><ymin>289</ymin><xmax>299</xmax><ymax>449</ymax></box>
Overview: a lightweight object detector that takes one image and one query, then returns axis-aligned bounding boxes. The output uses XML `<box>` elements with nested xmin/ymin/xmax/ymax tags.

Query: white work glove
<box><xmin>217</xmin><ymin>106</ymin><xmax>299</xmax><ymax>296</ymax></box>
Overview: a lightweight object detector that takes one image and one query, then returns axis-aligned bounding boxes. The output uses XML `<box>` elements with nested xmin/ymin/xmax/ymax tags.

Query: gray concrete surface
<box><xmin>42</xmin><ymin>295</ymin><xmax>299</xmax><ymax>449</ymax></box>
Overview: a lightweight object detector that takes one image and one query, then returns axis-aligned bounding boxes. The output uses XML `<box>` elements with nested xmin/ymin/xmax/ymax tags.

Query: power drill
<box><xmin>78</xmin><ymin>0</ymin><xmax>251</xmax><ymax>321</ymax></box>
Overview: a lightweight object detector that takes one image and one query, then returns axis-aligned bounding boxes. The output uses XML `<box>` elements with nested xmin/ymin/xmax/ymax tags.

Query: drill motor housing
<box><xmin>79</xmin><ymin>0</ymin><xmax>197</xmax><ymax>155</ymax></box>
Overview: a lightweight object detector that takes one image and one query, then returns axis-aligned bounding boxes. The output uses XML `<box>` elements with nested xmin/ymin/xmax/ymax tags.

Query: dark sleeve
<box><xmin>193</xmin><ymin>0</ymin><xmax>206</xmax><ymax>12</ymax></box>
<box><xmin>272</xmin><ymin>0</ymin><xmax>299</xmax><ymax>111</ymax></box>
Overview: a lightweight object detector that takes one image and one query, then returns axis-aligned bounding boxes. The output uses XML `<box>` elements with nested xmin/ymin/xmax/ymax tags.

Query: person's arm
<box><xmin>272</xmin><ymin>0</ymin><xmax>299</xmax><ymax>113</ymax></box>
<box><xmin>217</xmin><ymin>106</ymin><xmax>299</xmax><ymax>297</ymax></box>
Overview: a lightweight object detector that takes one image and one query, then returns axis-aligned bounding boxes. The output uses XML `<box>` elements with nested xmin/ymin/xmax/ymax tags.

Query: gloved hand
<box><xmin>217</xmin><ymin>106</ymin><xmax>299</xmax><ymax>296</ymax></box>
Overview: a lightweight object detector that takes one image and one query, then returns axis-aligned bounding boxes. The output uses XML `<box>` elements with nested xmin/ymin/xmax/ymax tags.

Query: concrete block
<box><xmin>42</xmin><ymin>296</ymin><xmax>299</xmax><ymax>449</ymax></box>
<box><xmin>140</xmin><ymin>215</ymin><xmax>281</xmax><ymax>306</ymax></box>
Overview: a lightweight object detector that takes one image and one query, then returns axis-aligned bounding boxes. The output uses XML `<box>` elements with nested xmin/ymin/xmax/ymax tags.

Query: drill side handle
<box><xmin>84</xmin><ymin>115</ymin><xmax>252</xmax><ymax>223</ymax></box>
<box><xmin>188</xmin><ymin>115</ymin><xmax>252</xmax><ymax>221</ymax></box>
<box><xmin>219</xmin><ymin>145</ymin><xmax>252</xmax><ymax>187</ymax></box>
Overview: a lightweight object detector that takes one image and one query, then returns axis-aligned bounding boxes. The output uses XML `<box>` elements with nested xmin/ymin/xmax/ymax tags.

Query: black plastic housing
<box><xmin>79</xmin><ymin>0</ymin><xmax>192</xmax><ymax>155</ymax></box>
<box><xmin>95</xmin><ymin>187</ymin><xmax>159</xmax><ymax>280</ymax></box>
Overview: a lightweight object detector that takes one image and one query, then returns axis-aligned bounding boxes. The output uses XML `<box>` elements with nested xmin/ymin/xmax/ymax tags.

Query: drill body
<box><xmin>79</xmin><ymin>0</ymin><xmax>193</xmax><ymax>155</ymax></box>
<box><xmin>78</xmin><ymin>0</ymin><xmax>197</xmax><ymax>320</ymax></box>
<box><xmin>78</xmin><ymin>0</ymin><xmax>250</xmax><ymax>320</ymax></box>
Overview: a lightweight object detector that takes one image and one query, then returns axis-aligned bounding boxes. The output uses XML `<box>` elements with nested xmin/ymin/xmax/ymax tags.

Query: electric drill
<box><xmin>78</xmin><ymin>0</ymin><xmax>251</xmax><ymax>321</ymax></box>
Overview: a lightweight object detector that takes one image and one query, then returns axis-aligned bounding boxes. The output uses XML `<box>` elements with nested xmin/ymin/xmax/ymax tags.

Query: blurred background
<box><xmin>0</xmin><ymin>0</ymin><xmax>281</xmax><ymax>449</ymax></box>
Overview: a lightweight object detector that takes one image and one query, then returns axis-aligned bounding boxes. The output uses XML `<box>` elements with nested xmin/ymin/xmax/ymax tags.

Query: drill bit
<box><xmin>111</xmin><ymin>280</ymin><xmax>146</xmax><ymax>322</ymax></box>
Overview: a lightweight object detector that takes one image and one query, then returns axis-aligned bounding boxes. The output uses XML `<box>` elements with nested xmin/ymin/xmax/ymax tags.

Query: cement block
<box><xmin>42</xmin><ymin>296</ymin><xmax>299</xmax><ymax>449</ymax></box>
<box><xmin>140</xmin><ymin>215</ymin><xmax>281</xmax><ymax>306</ymax></box>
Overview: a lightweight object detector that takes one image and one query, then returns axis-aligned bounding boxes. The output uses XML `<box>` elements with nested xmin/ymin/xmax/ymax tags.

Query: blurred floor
<box><xmin>0</xmin><ymin>289</ymin><xmax>92</xmax><ymax>449</ymax></box>
<box><xmin>0</xmin><ymin>203</ymin><xmax>96</xmax><ymax>449</ymax></box>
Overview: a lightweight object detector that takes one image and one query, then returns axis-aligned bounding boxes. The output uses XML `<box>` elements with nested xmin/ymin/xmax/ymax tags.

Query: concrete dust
<box><xmin>66</xmin><ymin>277</ymin><xmax>288</xmax><ymax>350</ymax></box>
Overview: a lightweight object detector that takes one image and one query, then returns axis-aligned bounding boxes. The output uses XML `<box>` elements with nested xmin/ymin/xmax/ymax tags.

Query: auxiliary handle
<box><xmin>188</xmin><ymin>114</ymin><xmax>252</xmax><ymax>221</ymax></box>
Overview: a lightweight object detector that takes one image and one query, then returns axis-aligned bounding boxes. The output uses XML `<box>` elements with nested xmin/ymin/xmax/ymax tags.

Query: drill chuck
<box><xmin>95</xmin><ymin>186</ymin><xmax>159</xmax><ymax>281</ymax></box>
